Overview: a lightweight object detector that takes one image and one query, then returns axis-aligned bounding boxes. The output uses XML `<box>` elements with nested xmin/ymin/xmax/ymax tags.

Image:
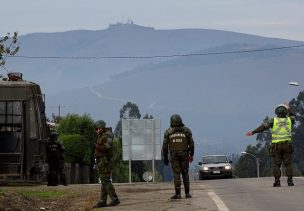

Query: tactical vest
<box><xmin>95</xmin><ymin>133</ymin><xmax>113</xmax><ymax>157</ymax></box>
<box><xmin>271</xmin><ymin>117</ymin><xmax>292</xmax><ymax>143</ymax></box>
<box><xmin>168</xmin><ymin>128</ymin><xmax>188</xmax><ymax>151</ymax></box>
<box><xmin>47</xmin><ymin>142</ymin><xmax>62</xmax><ymax>160</ymax></box>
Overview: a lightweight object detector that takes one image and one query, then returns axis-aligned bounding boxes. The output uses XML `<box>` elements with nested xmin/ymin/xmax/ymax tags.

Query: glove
<box><xmin>164</xmin><ymin>157</ymin><xmax>169</xmax><ymax>166</ymax></box>
<box><xmin>189</xmin><ymin>156</ymin><xmax>193</xmax><ymax>163</ymax></box>
<box><xmin>245</xmin><ymin>131</ymin><xmax>253</xmax><ymax>136</ymax></box>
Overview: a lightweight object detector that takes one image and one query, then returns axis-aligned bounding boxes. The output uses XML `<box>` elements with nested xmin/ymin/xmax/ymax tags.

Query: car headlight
<box><xmin>225</xmin><ymin>165</ymin><xmax>231</xmax><ymax>170</ymax></box>
<box><xmin>203</xmin><ymin>166</ymin><xmax>209</xmax><ymax>171</ymax></box>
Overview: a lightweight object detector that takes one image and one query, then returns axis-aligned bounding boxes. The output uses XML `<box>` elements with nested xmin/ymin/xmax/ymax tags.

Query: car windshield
<box><xmin>202</xmin><ymin>156</ymin><xmax>228</xmax><ymax>164</ymax></box>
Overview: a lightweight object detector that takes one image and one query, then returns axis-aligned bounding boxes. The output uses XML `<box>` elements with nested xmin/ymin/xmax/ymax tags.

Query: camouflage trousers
<box><xmin>170</xmin><ymin>151</ymin><xmax>190</xmax><ymax>194</ymax></box>
<box><xmin>270</xmin><ymin>142</ymin><xmax>294</xmax><ymax>178</ymax></box>
<box><xmin>97</xmin><ymin>156</ymin><xmax>116</xmax><ymax>202</ymax></box>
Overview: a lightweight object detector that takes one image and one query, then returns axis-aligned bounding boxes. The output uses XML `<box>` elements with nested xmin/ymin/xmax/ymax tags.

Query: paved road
<box><xmin>100</xmin><ymin>177</ymin><xmax>304</xmax><ymax>210</ymax></box>
<box><xmin>192</xmin><ymin>177</ymin><xmax>304</xmax><ymax>211</ymax></box>
<box><xmin>2</xmin><ymin>177</ymin><xmax>303</xmax><ymax>210</ymax></box>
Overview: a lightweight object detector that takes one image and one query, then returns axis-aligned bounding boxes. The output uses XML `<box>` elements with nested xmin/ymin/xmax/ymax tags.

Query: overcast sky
<box><xmin>2</xmin><ymin>0</ymin><xmax>304</xmax><ymax>41</ymax></box>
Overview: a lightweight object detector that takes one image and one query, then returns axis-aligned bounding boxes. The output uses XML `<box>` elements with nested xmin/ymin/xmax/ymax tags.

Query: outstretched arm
<box><xmin>246</xmin><ymin>123</ymin><xmax>269</xmax><ymax>136</ymax></box>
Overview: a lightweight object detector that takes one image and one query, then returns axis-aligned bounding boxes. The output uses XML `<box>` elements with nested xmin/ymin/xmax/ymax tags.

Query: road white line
<box><xmin>208</xmin><ymin>191</ymin><xmax>229</xmax><ymax>211</ymax></box>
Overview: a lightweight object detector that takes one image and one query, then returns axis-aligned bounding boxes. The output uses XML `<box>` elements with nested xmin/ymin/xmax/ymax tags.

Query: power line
<box><xmin>8</xmin><ymin>44</ymin><xmax>304</xmax><ymax>60</ymax></box>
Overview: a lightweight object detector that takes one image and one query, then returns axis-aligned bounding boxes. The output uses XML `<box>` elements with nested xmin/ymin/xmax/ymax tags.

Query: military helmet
<box><xmin>95</xmin><ymin>120</ymin><xmax>106</xmax><ymax>128</ymax></box>
<box><xmin>50</xmin><ymin>131</ymin><xmax>59</xmax><ymax>140</ymax></box>
<box><xmin>275</xmin><ymin>104</ymin><xmax>288</xmax><ymax>115</ymax></box>
<box><xmin>170</xmin><ymin>114</ymin><xmax>184</xmax><ymax>127</ymax></box>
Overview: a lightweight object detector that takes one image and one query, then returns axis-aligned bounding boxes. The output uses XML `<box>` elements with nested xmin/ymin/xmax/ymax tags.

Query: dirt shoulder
<box><xmin>0</xmin><ymin>182</ymin><xmax>214</xmax><ymax>211</ymax></box>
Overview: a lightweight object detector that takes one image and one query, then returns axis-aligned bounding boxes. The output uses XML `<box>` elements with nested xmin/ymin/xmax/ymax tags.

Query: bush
<box><xmin>60</xmin><ymin>134</ymin><xmax>91</xmax><ymax>165</ymax></box>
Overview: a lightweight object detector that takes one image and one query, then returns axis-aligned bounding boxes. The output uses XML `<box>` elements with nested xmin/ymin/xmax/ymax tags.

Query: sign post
<box><xmin>122</xmin><ymin>119</ymin><xmax>161</xmax><ymax>183</ymax></box>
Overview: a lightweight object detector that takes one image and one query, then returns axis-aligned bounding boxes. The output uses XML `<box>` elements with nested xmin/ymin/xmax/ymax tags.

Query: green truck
<box><xmin>0</xmin><ymin>73</ymin><xmax>49</xmax><ymax>183</ymax></box>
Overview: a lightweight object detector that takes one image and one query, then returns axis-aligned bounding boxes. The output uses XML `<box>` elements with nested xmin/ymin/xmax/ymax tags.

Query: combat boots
<box><xmin>185</xmin><ymin>193</ymin><xmax>192</xmax><ymax>198</ymax></box>
<box><xmin>273</xmin><ymin>178</ymin><xmax>281</xmax><ymax>187</ymax></box>
<box><xmin>287</xmin><ymin>177</ymin><xmax>294</xmax><ymax>186</ymax></box>
<box><xmin>185</xmin><ymin>188</ymin><xmax>192</xmax><ymax>198</ymax></box>
<box><xmin>171</xmin><ymin>194</ymin><xmax>182</xmax><ymax>199</ymax></box>
<box><xmin>93</xmin><ymin>201</ymin><xmax>107</xmax><ymax>208</ymax></box>
<box><xmin>108</xmin><ymin>194</ymin><xmax>120</xmax><ymax>206</ymax></box>
<box><xmin>171</xmin><ymin>189</ymin><xmax>182</xmax><ymax>199</ymax></box>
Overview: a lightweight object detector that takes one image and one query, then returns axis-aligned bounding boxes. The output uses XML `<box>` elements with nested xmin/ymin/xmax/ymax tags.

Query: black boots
<box><xmin>185</xmin><ymin>193</ymin><xmax>192</xmax><ymax>198</ymax></box>
<box><xmin>171</xmin><ymin>189</ymin><xmax>192</xmax><ymax>199</ymax></box>
<box><xmin>185</xmin><ymin>188</ymin><xmax>192</xmax><ymax>198</ymax></box>
<box><xmin>171</xmin><ymin>194</ymin><xmax>182</xmax><ymax>199</ymax></box>
<box><xmin>273</xmin><ymin>177</ymin><xmax>295</xmax><ymax>187</ymax></box>
<box><xmin>287</xmin><ymin>177</ymin><xmax>294</xmax><ymax>186</ymax></box>
<box><xmin>273</xmin><ymin>178</ymin><xmax>281</xmax><ymax>187</ymax></box>
<box><xmin>109</xmin><ymin>196</ymin><xmax>120</xmax><ymax>206</ymax></box>
<box><xmin>93</xmin><ymin>193</ymin><xmax>120</xmax><ymax>208</ymax></box>
<box><xmin>93</xmin><ymin>197</ymin><xmax>120</xmax><ymax>208</ymax></box>
<box><xmin>171</xmin><ymin>189</ymin><xmax>182</xmax><ymax>199</ymax></box>
<box><xmin>93</xmin><ymin>201</ymin><xmax>107</xmax><ymax>208</ymax></box>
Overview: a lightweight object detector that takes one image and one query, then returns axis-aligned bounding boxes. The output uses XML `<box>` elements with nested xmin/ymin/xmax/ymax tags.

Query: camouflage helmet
<box><xmin>95</xmin><ymin>120</ymin><xmax>106</xmax><ymax>128</ymax></box>
<box><xmin>275</xmin><ymin>104</ymin><xmax>288</xmax><ymax>115</ymax></box>
<box><xmin>170</xmin><ymin>114</ymin><xmax>184</xmax><ymax>127</ymax></box>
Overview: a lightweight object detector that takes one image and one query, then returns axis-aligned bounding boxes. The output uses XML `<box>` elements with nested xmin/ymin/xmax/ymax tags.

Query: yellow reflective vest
<box><xmin>271</xmin><ymin>117</ymin><xmax>292</xmax><ymax>143</ymax></box>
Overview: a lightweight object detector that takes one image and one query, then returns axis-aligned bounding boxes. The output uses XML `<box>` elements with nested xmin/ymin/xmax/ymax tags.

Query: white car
<box><xmin>198</xmin><ymin>155</ymin><xmax>233</xmax><ymax>180</ymax></box>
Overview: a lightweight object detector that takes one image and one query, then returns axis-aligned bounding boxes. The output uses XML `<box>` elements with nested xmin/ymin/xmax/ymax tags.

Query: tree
<box><xmin>143</xmin><ymin>113</ymin><xmax>154</xmax><ymax>119</ymax></box>
<box><xmin>234</xmin><ymin>145</ymin><xmax>257</xmax><ymax>178</ymax></box>
<box><xmin>119</xmin><ymin>102</ymin><xmax>141</xmax><ymax>119</ymax></box>
<box><xmin>114</xmin><ymin>102</ymin><xmax>141</xmax><ymax>138</ymax></box>
<box><xmin>0</xmin><ymin>32</ymin><xmax>19</xmax><ymax>69</ymax></box>
<box><xmin>60</xmin><ymin>134</ymin><xmax>91</xmax><ymax>165</ymax></box>
<box><xmin>111</xmin><ymin>137</ymin><xmax>129</xmax><ymax>182</ymax></box>
<box><xmin>289</xmin><ymin>91</ymin><xmax>304</xmax><ymax>175</ymax></box>
<box><xmin>56</xmin><ymin>113</ymin><xmax>96</xmax><ymax>182</ymax></box>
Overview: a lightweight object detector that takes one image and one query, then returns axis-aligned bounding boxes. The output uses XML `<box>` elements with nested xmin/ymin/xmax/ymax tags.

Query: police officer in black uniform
<box><xmin>46</xmin><ymin>131</ymin><xmax>67</xmax><ymax>186</ymax></box>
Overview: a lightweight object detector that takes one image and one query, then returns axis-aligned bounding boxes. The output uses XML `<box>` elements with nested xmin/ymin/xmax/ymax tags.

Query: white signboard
<box><xmin>122</xmin><ymin>119</ymin><xmax>161</xmax><ymax>161</ymax></box>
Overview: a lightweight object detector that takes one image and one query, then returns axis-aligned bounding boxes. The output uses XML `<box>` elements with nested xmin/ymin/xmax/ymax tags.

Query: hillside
<box><xmin>6</xmin><ymin>23</ymin><xmax>302</xmax><ymax>93</ymax></box>
<box><xmin>5</xmin><ymin>23</ymin><xmax>304</xmax><ymax>158</ymax></box>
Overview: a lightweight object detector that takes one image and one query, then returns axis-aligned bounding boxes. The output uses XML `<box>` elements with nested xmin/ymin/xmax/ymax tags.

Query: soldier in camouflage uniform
<box><xmin>46</xmin><ymin>131</ymin><xmax>67</xmax><ymax>186</ymax></box>
<box><xmin>163</xmin><ymin>114</ymin><xmax>195</xmax><ymax>199</ymax></box>
<box><xmin>93</xmin><ymin>120</ymin><xmax>120</xmax><ymax>208</ymax></box>
<box><xmin>246</xmin><ymin>104</ymin><xmax>295</xmax><ymax>187</ymax></box>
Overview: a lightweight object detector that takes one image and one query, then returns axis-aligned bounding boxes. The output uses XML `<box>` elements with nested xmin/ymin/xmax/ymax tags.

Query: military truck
<box><xmin>0</xmin><ymin>72</ymin><xmax>49</xmax><ymax>183</ymax></box>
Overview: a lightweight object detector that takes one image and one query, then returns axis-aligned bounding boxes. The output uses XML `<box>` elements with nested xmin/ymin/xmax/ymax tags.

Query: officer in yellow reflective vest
<box><xmin>246</xmin><ymin>104</ymin><xmax>295</xmax><ymax>187</ymax></box>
